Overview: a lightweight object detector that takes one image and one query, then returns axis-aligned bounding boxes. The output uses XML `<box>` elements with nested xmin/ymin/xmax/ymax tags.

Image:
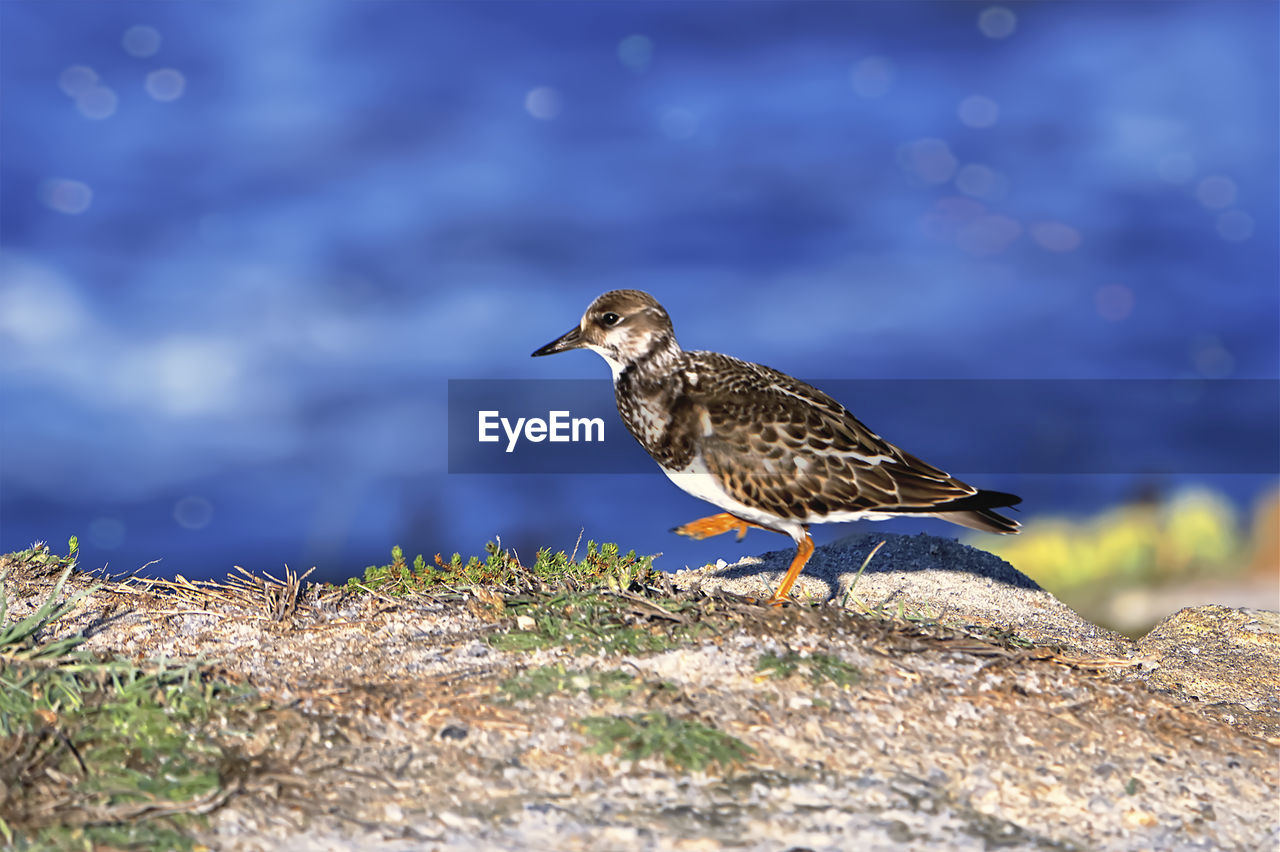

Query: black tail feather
<box><xmin>892</xmin><ymin>489</ymin><xmax>1022</xmax><ymax>534</ymax></box>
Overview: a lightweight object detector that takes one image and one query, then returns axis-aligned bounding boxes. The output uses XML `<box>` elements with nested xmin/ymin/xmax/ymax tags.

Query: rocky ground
<box><xmin>2</xmin><ymin>532</ymin><xmax>1277</xmax><ymax>851</ymax></box>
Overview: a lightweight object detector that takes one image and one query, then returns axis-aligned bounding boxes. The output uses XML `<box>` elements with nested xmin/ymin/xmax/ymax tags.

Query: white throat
<box><xmin>585</xmin><ymin>344</ymin><xmax>627</xmax><ymax>382</ymax></box>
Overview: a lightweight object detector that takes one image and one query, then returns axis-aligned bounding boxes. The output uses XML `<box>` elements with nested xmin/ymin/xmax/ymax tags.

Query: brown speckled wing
<box><xmin>681</xmin><ymin>353</ymin><xmax>979</xmax><ymax>521</ymax></box>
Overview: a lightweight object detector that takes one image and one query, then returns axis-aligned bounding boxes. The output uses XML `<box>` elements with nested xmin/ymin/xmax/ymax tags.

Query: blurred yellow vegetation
<box><xmin>973</xmin><ymin>486</ymin><xmax>1279</xmax><ymax>594</ymax></box>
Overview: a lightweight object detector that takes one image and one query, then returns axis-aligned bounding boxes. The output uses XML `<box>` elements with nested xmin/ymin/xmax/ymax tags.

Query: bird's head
<box><xmin>532</xmin><ymin>289</ymin><xmax>679</xmax><ymax>378</ymax></box>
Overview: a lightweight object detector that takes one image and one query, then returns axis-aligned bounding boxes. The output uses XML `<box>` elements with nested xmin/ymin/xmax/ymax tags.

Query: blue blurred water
<box><xmin>1</xmin><ymin>2</ymin><xmax>1276</xmax><ymax>581</ymax></box>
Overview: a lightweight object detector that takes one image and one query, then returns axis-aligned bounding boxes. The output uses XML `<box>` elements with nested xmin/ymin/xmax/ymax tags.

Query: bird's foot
<box><xmin>672</xmin><ymin>513</ymin><xmax>759</xmax><ymax>541</ymax></box>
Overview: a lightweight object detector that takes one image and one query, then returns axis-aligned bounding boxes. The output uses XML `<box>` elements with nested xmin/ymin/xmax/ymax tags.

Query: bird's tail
<box><xmin>924</xmin><ymin>489</ymin><xmax>1022</xmax><ymax>534</ymax></box>
<box><xmin>931</xmin><ymin>507</ymin><xmax>1020</xmax><ymax>534</ymax></box>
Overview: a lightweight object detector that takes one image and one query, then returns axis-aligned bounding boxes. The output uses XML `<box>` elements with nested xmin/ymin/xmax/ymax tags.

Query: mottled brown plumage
<box><xmin>533</xmin><ymin>289</ymin><xmax>1020</xmax><ymax>602</ymax></box>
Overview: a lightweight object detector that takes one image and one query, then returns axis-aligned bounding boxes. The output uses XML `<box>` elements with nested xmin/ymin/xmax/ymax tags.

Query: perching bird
<box><xmin>533</xmin><ymin>290</ymin><xmax>1020</xmax><ymax>603</ymax></box>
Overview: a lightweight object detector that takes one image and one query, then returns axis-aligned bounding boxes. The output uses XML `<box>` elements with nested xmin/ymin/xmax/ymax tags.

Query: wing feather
<box><xmin>681</xmin><ymin>352</ymin><xmax>980</xmax><ymax>521</ymax></box>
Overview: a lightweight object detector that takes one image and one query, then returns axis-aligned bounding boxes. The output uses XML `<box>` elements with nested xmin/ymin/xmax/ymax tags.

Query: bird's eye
<box><xmin>600</xmin><ymin>312</ymin><xmax>621</xmax><ymax>327</ymax></box>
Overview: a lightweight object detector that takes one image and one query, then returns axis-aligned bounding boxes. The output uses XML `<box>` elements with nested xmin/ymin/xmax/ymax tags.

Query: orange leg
<box><xmin>766</xmin><ymin>532</ymin><xmax>814</xmax><ymax>606</ymax></box>
<box><xmin>672</xmin><ymin>512</ymin><xmax>763</xmax><ymax>542</ymax></box>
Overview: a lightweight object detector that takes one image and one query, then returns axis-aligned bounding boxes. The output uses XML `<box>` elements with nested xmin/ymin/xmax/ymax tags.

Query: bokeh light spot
<box><xmin>75</xmin><ymin>85</ymin><xmax>118</xmax><ymax>119</ymax></box>
<box><xmin>145</xmin><ymin>68</ymin><xmax>186</xmax><ymax>101</ymax></box>
<box><xmin>1215</xmin><ymin>210</ymin><xmax>1254</xmax><ymax>242</ymax></box>
<box><xmin>659</xmin><ymin>107</ymin><xmax>698</xmax><ymax>140</ymax></box>
<box><xmin>957</xmin><ymin>95</ymin><xmax>999</xmax><ymax>128</ymax></box>
<box><xmin>122</xmin><ymin>25</ymin><xmax>161</xmax><ymax>58</ymax></box>
<box><xmin>955</xmin><ymin>163</ymin><xmax>1009</xmax><ymax>201</ymax></box>
<box><xmin>1029</xmin><ymin>221</ymin><xmax>1082</xmax><ymax>252</ymax></box>
<box><xmin>1157</xmin><ymin>152</ymin><xmax>1196</xmax><ymax>184</ymax></box>
<box><xmin>850</xmin><ymin>56</ymin><xmax>893</xmax><ymax>98</ymax></box>
<box><xmin>978</xmin><ymin>7</ymin><xmax>1017</xmax><ymax>39</ymax></box>
<box><xmin>58</xmin><ymin>65</ymin><xmax>98</xmax><ymax>98</ymax></box>
<box><xmin>88</xmin><ymin>517</ymin><xmax>127</xmax><ymax>550</ymax></box>
<box><xmin>524</xmin><ymin>86</ymin><xmax>562</xmax><ymax>120</ymax></box>
<box><xmin>899</xmin><ymin>138</ymin><xmax>957</xmax><ymax>185</ymax></box>
<box><xmin>1195</xmin><ymin>175</ymin><xmax>1237</xmax><ymax>209</ymax></box>
<box><xmin>1095</xmin><ymin>284</ymin><xmax>1135</xmax><ymax>322</ymax></box>
<box><xmin>174</xmin><ymin>496</ymin><xmax>214</xmax><ymax>530</ymax></box>
<box><xmin>38</xmin><ymin>178</ymin><xmax>93</xmax><ymax>214</ymax></box>
<box><xmin>617</xmin><ymin>34</ymin><xmax>653</xmax><ymax>72</ymax></box>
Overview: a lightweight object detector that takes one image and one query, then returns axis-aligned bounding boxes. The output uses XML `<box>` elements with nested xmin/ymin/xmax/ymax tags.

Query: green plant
<box><xmin>755</xmin><ymin>651</ymin><xmax>861</xmax><ymax>687</ymax></box>
<box><xmin>0</xmin><ymin>542</ymin><xmax>254</xmax><ymax>849</ymax></box>
<box><xmin>500</xmin><ymin>664</ymin><xmax>665</xmax><ymax>702</ymax></box>
<box><xmin>578</xmin><ymin>712</ymin><xmax>753</xmax><ymax>772</ymax></box>
<box><xmin>0</xmin><ymin>567</ymin><xmax>93</xmax><ymax>663</ymax></box>
<box><xmin>489</xmin><ymin>591</ymin><xmax>709</xmax><ymax>655</ymax></box>
<box><xmin>349</xmin><ymin>539</ymin><xmax>657</xmax><ymax>595</ymax></box>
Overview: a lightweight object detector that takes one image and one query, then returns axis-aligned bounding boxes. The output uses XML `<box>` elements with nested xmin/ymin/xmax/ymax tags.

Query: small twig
<box><xmin>347</xmin><ymin>582</ymin><xmax>404</xmax><ymax>607</ymax></box>
<box><xmin>840</xmin><ymin>539</ymin><xmax>886</xmax><ymax>609</ymax></box>
<box><xmin>618</xmin><ymin>591</ymin><xmax>689</xmax><ymax>624</ymax></box>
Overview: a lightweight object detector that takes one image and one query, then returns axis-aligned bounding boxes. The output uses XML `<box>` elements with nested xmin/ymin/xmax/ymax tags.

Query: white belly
<box><xmin>661</xmin><ymin>454</ymin><xmax>897</xmax><ymax>539</ymax></box>
<box><xmin>660</xmin><ymin>455</ymin><xmax>810</xmax><ymax>543</ymax></box>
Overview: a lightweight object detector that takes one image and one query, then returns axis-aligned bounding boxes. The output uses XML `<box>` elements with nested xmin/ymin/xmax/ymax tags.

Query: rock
<box><xmin>1133</xmin><ymin>605</ymin><xmax>1280</xmax><ymax>740</ymax></box>
<box><xmin>672</xmin><ymin>532</ymin><xmax>1132</xmax><ymax>656</ymax></box>
<box><xmin>3</xmin><ymin>541</ymin><xmax>1277</xmax><ymax>851</ymax></box>
<box><xmin>676</xmin><ymin>533</ymin><xmax>1280</xmax><ymax>742</ymax></box>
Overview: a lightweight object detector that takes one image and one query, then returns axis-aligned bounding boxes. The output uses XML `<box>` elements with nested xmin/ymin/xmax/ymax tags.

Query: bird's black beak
<box><xmin>531</xmin><ymin>325</ymin><xmax>584</xmax><ymax>357</ymax></box>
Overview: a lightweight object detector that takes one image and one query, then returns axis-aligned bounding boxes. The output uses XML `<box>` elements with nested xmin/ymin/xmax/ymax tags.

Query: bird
<box><xmin>532</xmin><ymin>289</ymin><xmax>1020</xmax><ymax>604</ymax></box>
